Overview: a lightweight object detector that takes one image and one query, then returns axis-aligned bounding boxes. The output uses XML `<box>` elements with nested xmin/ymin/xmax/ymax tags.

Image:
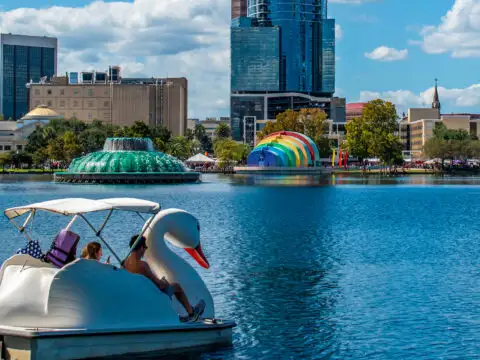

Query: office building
<box><xmin>231</xmin><ymin>23</ymin><xmax>280</xmax><ymax>92</ymax></box>
<box><xmin>29</xmin><ymin>76</ymin><xmax>188</xmax><ymax>136</ymax></box>
<box><xmin>201</xmin><ymin>118</ymin><xmax>231</xmax><ymax>139</ymax></box>
<box><xmin>187</xmin><ymin>118</ymin><xmax>199</xmax><ymax>131</ymax></box>
<box><xmin>0</xmin><ymin>34</ymin><xmax>58</xmax><ymax>120</ymax></box>
<box><xmin>399</xmin><ymin>81</ymin><xmax>480</xmax><ymax>157</ymax></box>
<box><xmin>231</xmin><ymin>93</ymin><xmax>345</xmax><ymax>145</ymax></box>
<box><xmin>230</xmin><ymin>0</ymin><xmax>340</xmax><ymax>142</ymax></box>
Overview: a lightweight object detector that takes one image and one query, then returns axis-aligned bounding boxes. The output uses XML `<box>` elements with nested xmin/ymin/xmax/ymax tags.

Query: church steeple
<box><xmin>432</xmin><ymin>78</ymin><xmax>441</xmax><ymax>111</ymax></box>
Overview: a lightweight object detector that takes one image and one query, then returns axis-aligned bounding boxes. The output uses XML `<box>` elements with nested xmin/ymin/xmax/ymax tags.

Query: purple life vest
<box><xmin>44</xmin><ymin>229</ymin><xmax>80</xmax><ymax>268</ymax></box>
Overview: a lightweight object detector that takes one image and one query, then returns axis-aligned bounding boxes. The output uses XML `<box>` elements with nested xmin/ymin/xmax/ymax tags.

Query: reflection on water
<box><xmin>0</xmin><ymin>175</ymin><xmax>479</xmax><ymax>359</ymax></box>
<box><xmin>231</xmin><ymin>173</ymin><xmax>480</xmax><ymax>186</ymax></box>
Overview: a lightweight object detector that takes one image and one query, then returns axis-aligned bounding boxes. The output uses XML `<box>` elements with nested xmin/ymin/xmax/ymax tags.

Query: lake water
<box><xmin>0</xmin><ymin>174</ymin><xmax>479</xmax><ymax>359</ymax></box>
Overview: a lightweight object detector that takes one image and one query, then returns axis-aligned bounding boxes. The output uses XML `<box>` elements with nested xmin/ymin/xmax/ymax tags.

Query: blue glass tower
<box><xmin>0</xmin><ymin>34</ymin><xmax>57</xmax><ymax>120</ymax></box>
<box><xmin>230</xmin><ymin>0</ymin><xmax>338</xmax><ymax>141</ymax></box>
<box><xmin>244</xmin><ymin>0</ymin><xmax>333</xmax><ymax>94</ymax></box>
<box><xmin>231</xmin><ymin>18</ymin><xmax>280</xmax><ymax>92</ymax></box>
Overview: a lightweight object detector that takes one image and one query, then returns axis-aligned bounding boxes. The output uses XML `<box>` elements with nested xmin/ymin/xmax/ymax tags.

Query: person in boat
<box><xmin>124</xmin><ymin>235</ymin><xmax>205</xmax><ymax>321</ymax></box>
<box><xmin>81</xmin><ymin>242</ymin><xmax>110</xmax><ymax>263</ymax></box>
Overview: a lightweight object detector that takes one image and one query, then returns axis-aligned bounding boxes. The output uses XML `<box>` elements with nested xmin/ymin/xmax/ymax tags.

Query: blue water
<box><xmin>0</xmin><ymin>174</ymin><xmax>479</xmax><ymax>359</ymax></box>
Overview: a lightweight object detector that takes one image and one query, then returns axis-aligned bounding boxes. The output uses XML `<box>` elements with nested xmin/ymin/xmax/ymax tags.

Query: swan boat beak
<box><xmin>185</xmin><ymin>244</ymin><xmax>210</xmax><ymax>269</ymax></box>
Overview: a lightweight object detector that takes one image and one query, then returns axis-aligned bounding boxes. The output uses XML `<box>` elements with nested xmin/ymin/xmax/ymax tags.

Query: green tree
<box><xmin>62</xmin><ymin>132</ymin><xmax>83</xmax><ymax>162</ymax></box>
<box><xmin>344</xmin><ymin>116</ymin><xmax>371</xmax><ymax>161</ymax></box>
<box><xmin>185</xmin><ymin>128</ymin><xmax>195</xmax><ymax>141</ymax></box>
<box><xmin>47</xmin><ymin>138</ymin><xmax>66</xmax><ymax>161</ymax></box>
<box><xmin>128</xmin><ymin>121</ymin><xmax>151</xmax><ymax>138</ymax></box>
<box><xmin>150</xmin><ymin>125</ymin><xmax>171</xmax><ymax>143</ymax></box>
<box><xmin>424</xmin><ymin>122</ymin><xmax>480</xmax><ymax>165</ymax></box>
<box><xmin>32</xmin><ymin>147</ymin><xmax>49</xmax><ymax>167</ymax></box>
<box><xmin>214</xmin><ymin>139</ymin><xmax>243</xmax><ymax>168</ymax></box>
<box><xmin>191</xmin><ymin>139</ymin><xmax>203</xmax><ymax>154</ymax></box>
<box><xmin>25</xmin><ymin>128</ymin><xmax>49</xmax><ymax>153</ymax></box>
<box><xmin>153</xmin><ymin>138</ymin><xmax>168</xmax><ymax>152</ymax></box>
<box><xmin>194</xmin><ymin>124</ymin><xmax>207</xmax><ymax>141</ymax></box>
<box><xmin>0</xmin><ymin>114</ymin><xmax>4</xmax><ymax>121</ymax></box>
<box><xmin>11</xmin><ymin>152</ymin><xmax>33</xmax><ymax>168</ymax></box>
<box><xmin>257</xmin><ymin>108</ymin><xmax>328</xmax><ymax>140</ymax></box>
<box><xmin>215</xmin><ymin>123</ymin><xmax>232</xmax><ymax>139</ymax></box>
<box><xmin>344</xmin><ymin>99</ymin><xmax>402</xmax><ymax>165</ymax></box>
<box><xmin>0</xmin><ymin>153</ymin><xmax>11</xmax><ymax>171</ymax></box>
<box><xmin>316</xmin><ymin>137</ymin><xmax>335</xmax><ymax>158</ymax></box>
<box><xmin>79</xmin><ymin>128</ymin><xmax>107</xmax><ymax>153</ymax></box>
<box><xmin>166</xmin><ymin>136</ymin><xmax>191</xmax><ymax>160</ymax></box>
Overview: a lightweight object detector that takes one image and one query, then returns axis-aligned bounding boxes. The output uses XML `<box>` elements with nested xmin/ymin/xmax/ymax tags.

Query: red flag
<box><xmin>344</xmin><ymin>151</ymin><xmax>349</xmax><ymax>168</ymax></box>
<box><xmin>338</xmin><ymin>149</ymin><xmax>343</xmax><ymax>167</ymax></box>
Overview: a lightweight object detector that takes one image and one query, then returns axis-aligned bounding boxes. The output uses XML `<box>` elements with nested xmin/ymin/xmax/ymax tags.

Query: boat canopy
<box><xmin>5</xmin><ymin>198</ymin><xmax>160</xmax><ymax>219</ymax></box>
<box><xmin>4</xmin><ymin>197</ymin><xmax>161</xmax><ymax>266</ymax></box>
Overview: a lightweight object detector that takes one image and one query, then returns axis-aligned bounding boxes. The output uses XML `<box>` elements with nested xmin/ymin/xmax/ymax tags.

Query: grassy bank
<box><xmin>0</xmin><ymin>169</ymin><xmax>66</xmax><ymax>174</ymax></box>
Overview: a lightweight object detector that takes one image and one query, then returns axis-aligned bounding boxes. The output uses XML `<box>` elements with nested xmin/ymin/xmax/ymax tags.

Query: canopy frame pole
<box><xmin>78</xmin><ymin>214</ymin><xmax>122</xmax><ymax>264</ymax></box>
<box><xmin>20</xmin><ymin>210</ymin><xmax>35</xmax><ymax>232</ymax></box>
<box><xmin>120</xmin><ymin>214</ymin><xmax>156</xmax><ymax>267</ymax></box>
<box><xmin>96</xmin><ymin>209</ymin><xmax>113</xmax><ymax>236</ymax></box>
<box><xmin>65</xmin><ymin>215</ymin><xmax>79</xmax><ymax>231</ymax></box>
<box><xmin>9</xmin><ymin>218</ymin><xmax>22</xmax><ymax>232</ymax></box>
<box><xmin>136</xmin><ymin>212</ymin><xmax>146</xmax><ymax>222</ymax></box>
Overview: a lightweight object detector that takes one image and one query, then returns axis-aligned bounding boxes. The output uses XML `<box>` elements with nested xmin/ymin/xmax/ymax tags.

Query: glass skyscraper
<box><xmin>0</xmin><ymin>34</ymin><xmax>57</xmax><ymax>120</ymax></box>
<box><xmin>231</xmin><ymin>20</ymin><xmax>280</xmax><ymax>92</ymax></box>
<box><xmin>230</xmin><ymin>0</ymin><xmax>338</xmax><ymax>141</ymax></box>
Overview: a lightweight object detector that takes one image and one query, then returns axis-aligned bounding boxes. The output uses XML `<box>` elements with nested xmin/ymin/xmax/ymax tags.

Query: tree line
<box><xmin>8</xmin><ymin>118</ymin><xmax>249</xmax><ymax>170</ymax></box>
<box><xmin>424</xmin><ymin>123</ymin><xmax>480</xmax><ymax>165</ymax></box>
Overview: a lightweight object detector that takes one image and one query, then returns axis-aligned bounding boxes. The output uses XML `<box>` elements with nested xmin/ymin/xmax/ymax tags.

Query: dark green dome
<box><xmin>68</xmin><ymin>138</ymin><xmax>187</xmax><ymax>173</ymax></box>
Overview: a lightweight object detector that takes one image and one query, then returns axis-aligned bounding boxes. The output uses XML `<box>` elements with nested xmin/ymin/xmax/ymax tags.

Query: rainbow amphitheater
<box><xmin>235</xmin><ymin>131</ymin><xmax>325</xmax><ymax>174</ymax></box>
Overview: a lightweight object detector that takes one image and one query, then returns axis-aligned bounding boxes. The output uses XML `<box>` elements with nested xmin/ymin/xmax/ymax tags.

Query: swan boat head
<box><xmin>144</xmin><ymin>208</ymin><xmax>215</xmax><ymax>317</ymax></box>
<box><xmin>151</xmin><ymin>208</ymin><xmax>209</xmax><ymax>269</ymax></box>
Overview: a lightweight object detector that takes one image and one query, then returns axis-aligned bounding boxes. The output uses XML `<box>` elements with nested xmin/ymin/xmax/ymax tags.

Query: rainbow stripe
<box><xmin>247</xmin><ymin>131</ymin><xmax>320</xmax><ymax>167</ymax></box>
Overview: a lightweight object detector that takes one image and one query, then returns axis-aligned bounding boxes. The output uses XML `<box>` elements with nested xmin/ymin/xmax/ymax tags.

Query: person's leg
<box><xmin>171</xmin><ymin>283</ymin><xmax>193</xmax><ymax>315</ymax></box>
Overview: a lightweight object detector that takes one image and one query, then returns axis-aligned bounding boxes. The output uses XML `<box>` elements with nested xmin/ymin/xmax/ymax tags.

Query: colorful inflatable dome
<box><xmin>247</xmin><ymin>131</ymin><xmax>320</xmax><ymax>167</ymax></box>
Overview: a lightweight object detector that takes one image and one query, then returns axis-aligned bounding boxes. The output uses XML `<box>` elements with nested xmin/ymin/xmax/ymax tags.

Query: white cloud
<box><xmin>419</xmin><ymin>0</ymin><xmax>480</xmax><ymax>58</ymax></box>
<box><xmin>358</xmin><ymin>83</ymin><xmax>480</xmax><ymax>115</ymax></box>
<box><xmin>365</xmin><ymin>46</ymin><xmax>408</xmax><ymax>61</ymax></box>
<box><xmin>335</xmin><ymin>24</ymin><xmax>343</xmax><ymax>40</ymax></box>
<box><xmin>0</xmin><ymin>0</ymin><xmax>231</xmax><ymax>118</ymax></box>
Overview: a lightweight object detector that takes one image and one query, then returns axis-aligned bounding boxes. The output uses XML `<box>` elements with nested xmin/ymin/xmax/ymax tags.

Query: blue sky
<box><xmin>1</xmin><ymin>0</ymin><xmax>479</xmax><ymax>118</ymax></box>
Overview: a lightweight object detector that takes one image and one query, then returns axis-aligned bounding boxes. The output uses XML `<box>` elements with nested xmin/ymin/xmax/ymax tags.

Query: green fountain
<box><xmin>55</xmin><ymin>138</ymin><xmax>200</xmax><ymax>184</ymax></box>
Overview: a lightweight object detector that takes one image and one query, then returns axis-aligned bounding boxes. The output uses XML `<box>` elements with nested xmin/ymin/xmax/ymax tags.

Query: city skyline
<box><xmin>1</xmin><ymin>0</ymin><xmax>479</xmax><ymax>118</ymax></box>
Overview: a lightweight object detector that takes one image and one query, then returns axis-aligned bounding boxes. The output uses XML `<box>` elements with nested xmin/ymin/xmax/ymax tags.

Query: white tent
<box><xmin>185</xmin><ymin>153</ymin><xmax>215</xmax><ymax>163</ymax></box>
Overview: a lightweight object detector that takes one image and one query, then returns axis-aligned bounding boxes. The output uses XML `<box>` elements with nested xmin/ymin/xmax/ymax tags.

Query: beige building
<box><xmin>29</xmin><ymin>77</ymin><xmax>188</xmax><ymax>136</ymax></box>
<box><xmin>201</xmin><ymin>118</ymin><xmax>231</xmax><ymax>139</ymax></box>
<box><xmin>399</xmin><ymin>82</ymin><xmax>480</xmax><ymax>157</ymax></box>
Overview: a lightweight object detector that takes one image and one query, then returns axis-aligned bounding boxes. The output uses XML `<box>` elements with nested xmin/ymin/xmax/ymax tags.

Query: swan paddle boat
<box><xmin>0</xmin><ymin>198</ymin><xmax>235</xmax><ymax>360</ymax></box>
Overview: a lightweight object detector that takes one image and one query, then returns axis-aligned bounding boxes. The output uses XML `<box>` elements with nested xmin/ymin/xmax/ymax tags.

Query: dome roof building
<box><xmin>21</xmin><ymin>105</ymin><xmax>63</xmax><ymax>121</ymax></box>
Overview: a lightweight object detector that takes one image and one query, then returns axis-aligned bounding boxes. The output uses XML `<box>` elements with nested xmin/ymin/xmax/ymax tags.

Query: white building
<box><xmin>0</xmin><ymin>105</ymin><xmax>61</xmax><ymax>152</ymax></box>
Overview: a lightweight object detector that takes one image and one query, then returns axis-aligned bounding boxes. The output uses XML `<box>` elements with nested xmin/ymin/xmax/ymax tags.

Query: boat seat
<box><xmin>44</xmin><ymin>230</ymin><xmax>80</xmax><ymax>268</ymax></box>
